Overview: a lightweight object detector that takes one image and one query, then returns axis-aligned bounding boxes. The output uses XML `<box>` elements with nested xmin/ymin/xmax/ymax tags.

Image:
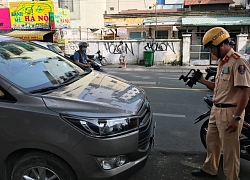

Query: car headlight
<box><xmin>61</xmin><ymin>115</ymin><xmax>138</xmax><ymax>137</ymax></box>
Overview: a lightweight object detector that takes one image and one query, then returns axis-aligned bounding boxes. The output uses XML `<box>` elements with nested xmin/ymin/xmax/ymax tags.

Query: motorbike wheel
<box><xmin>100</xmin><ymin>58</ymin><xmax>107</xmax><ymax>66</ymax></box>
<box><xmin>11</xmin><ymin>152</ymin><xmax>77</xmax><ymax>180</ymax></box>
<box><xmin>200</xmin><ymin>120</ymin><xmax>209</xmax><ymax>149</ymax></box>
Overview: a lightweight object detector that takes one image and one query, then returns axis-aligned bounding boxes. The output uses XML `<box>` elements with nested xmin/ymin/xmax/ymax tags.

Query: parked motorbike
<box><xmin>87</xmin><ymin>50</ymin><xmax>107</xmax><ymax>66</ymax></box>
<box><xmin>65</xmin><ymin>53</ymin><xmax>107</xmax><ymax>73</ymax></box>
<box><xmin>95</xmin><ymin>50</ymin><xmax>107</xmax><ymax>66</ymax></box>
<box><xmin>195</xmin><ymin>94</ymin><xmax>250</xmax><ymax>161</ymax></box>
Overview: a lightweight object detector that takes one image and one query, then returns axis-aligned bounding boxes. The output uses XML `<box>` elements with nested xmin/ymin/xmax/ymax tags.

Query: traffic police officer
<box><xmin>192</xmin><ymin>27</ymin><xmax>250</xmax><ymax>180</ymax></box>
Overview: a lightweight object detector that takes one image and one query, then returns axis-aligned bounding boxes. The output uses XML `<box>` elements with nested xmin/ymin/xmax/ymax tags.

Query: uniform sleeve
<box><xmin>74</xmin><ymin>52</ymin><xmax>80</xmax><ymax>62</ymax></box>
<box><xmin>233</xmin><ymin>58</ymin><xmax>250</xmax><ymax>87</ymax></box>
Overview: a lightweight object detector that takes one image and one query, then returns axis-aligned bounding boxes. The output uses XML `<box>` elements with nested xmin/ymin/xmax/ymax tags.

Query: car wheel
<box><xmin>11</xmin><ymin>152</ymin><xmax>76</xmax><ymax>180</ymax></box>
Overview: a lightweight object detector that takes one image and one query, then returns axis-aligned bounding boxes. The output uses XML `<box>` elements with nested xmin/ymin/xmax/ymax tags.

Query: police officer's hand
<box><xmin>198</xmin><ymin>74</ymin><xmax>215</xmax><ymax>90</ymax></box>
<box><xmin>198</xmin><ymin>74</ymin><xmax>205</xmax><ymax>82</ymax></box>
<box><xmin>225</xmin><ymin>118</ymin><xmax>239</xmax><ymax>133</ymax></box>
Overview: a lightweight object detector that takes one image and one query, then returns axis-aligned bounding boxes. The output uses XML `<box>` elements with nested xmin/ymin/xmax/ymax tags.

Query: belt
<box><xmin>214</xmin><ymin>104</ymin><xmax>237</xmax><ymax>108</ymax></box>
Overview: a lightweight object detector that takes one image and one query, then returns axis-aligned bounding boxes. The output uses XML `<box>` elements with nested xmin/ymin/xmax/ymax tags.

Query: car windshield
<box><xmin>0</xmin><ymin>40</ymin><xmax>85</xmax><ymax>92</ymax></box>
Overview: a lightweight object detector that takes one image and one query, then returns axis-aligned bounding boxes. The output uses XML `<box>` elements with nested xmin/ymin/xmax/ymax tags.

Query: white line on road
<box><xmin>130</xmin><ymin>81</ymin><xmax>157</xmax><ymax>85</ymax></box>
<box><xmin>132</xmin><ymin>75</ymin><xmax>151</xmax><ymax>79</ymax></box>
<box><xmin>153</xmin><ymin>113</ymin><xmax>186</xmax><ymax>118</ymax></box>
<box><xmin>159</xmin><ymin>77</ymin><xmax>178</xmax><ymax>79</ymax></box>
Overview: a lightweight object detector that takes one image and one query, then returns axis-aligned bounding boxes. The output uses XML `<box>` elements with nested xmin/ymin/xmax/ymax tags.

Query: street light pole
<box><xmin>154</xmin><ymin>1</ymin><xmax>158</xmax><ymax>39</ymax></box>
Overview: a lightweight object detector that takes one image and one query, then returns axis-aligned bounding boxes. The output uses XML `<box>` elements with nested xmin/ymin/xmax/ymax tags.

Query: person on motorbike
<box><xmin>192</xmin><ymin>27</ymin><xmax>250</xmax><ymax>180</ymax></box>
<box><xmin>74</xmin><ymin>42</ymin><xmax>94</xmax><ymax>69</ymax></box>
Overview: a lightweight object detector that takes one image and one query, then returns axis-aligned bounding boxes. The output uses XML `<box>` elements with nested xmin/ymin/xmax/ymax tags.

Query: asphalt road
<box><xmin>106</xmin><ymin>69</ymin><xmax>250</xmax><ymax>180</ymax></box>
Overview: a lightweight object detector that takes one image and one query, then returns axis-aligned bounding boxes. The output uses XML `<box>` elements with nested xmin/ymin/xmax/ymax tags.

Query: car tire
<box><xmin>11</xmin><ymin>152</ymin><xmax>76</xmax><ymax>180</ymax></box>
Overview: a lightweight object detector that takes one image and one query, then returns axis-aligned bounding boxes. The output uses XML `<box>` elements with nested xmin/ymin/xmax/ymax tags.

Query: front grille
<box><xmin>137</xmin><ymin>101</ymin><xmax>153</xmax><ymax>151</ymax></box>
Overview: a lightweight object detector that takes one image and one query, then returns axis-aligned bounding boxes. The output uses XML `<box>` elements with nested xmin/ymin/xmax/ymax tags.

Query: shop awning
<box><xmin>5</xmin><ymin>30</ymin><xmax>53</xmax><ymax>40</ymax></box>
<box><xmin>143</xmin><ymin>17</ymin><xmax>182</xmax><ymax>26</ymax></box>
<box><xmin>182</xmin><ymin>16</ymin><xmax>250</xmax><ymax>26</ymax></box>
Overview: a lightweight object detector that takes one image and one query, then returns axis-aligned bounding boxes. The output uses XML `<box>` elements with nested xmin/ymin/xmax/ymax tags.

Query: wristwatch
<box><xmin>232</xmin><ymin>115</ymin><xmax>241</xmax><ymax>121</ymax></box>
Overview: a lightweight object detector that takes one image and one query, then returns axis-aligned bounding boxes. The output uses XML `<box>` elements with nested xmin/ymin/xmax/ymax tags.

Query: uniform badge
<box><xmin>224</xmin><ymin>55</ymin><xmax>230</xmax><ymax>62</ymax></box>
<box><xmin>223</xmin><ymin>67</ymin><xmax>229</xmax><ymax>74</ymax></box>
<box><xmin>238</xmin><ymin>65</ymin><xmax>246</xmax><ymax>75</ymax></box>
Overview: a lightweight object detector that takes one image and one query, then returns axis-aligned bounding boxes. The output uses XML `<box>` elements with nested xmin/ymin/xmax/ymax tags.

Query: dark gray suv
<box><xmin>0</xmin><ymin>36</ymin><xmax>155</xmax><ymax>180</ymax></box>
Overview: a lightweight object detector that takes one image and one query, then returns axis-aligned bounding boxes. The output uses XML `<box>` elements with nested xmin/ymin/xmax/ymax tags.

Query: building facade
<box><xmin>1</xmin><ymin>0</ymin><xmax>250</xmax><ymax>65</ymax></box>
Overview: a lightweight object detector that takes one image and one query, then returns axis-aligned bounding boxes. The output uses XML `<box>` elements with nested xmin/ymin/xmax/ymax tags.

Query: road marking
<box><xmin>153</xmin><ymin>113</ymin><xmax>186</xmax><ymax>118</ymax></box>
<box><xmin>108</xmin><ymin>71</ymin><xmax>134</xmax><ymax>74</ymax></box>
<box><xmin>140</xmin><ymin>86</ymin><xmax>208</xmax><ymax>91</ymax></box>
<box><xmin>132</xmin><ymin>75</ymin><xmax>151</xmax><ymax>79</ymax></box>
<box><xmin>130</xmin><ymin>81</ymin><xmax>158</xmax><ymax>85</ymax></box>
<box><xmin>159</xmin><ymin>77</ymin><xmax>178</xmax><ymax>79</ymax></box>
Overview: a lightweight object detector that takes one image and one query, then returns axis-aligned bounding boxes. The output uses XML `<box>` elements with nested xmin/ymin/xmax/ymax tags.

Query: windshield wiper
<box><xmin>29</xmin><ymin>85</ymin><xmax>63</xmax><ymax>94</ymax></box>
<box><xmin>29</xmin><ymin>72</ymin><xmax>80</xmax><ymax>94</ymax></box>
<box><xmin>60</xmin><ymin>71</ymin><xmax>80</xmax><ymax>84</ymax></box>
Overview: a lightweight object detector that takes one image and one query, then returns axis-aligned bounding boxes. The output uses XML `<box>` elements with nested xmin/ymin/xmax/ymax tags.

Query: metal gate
<box><xmin>190</xmin><ymin>44</ymin><xmax>210</xmax><ymax>65</ymax></box>
<box><xmin>189</xmin><ymin>33</ymin><xmax>217</xmax><ymax>66</ymax></box>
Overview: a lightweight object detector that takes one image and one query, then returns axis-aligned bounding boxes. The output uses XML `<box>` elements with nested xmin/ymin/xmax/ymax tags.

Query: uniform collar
<box><xmin>222</xmin><ymin>48</ymin><xmax>235</xmax><ymax>63</ymax></box>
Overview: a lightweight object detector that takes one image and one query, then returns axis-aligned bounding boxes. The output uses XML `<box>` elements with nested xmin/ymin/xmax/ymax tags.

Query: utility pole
<box><xmin>118</xmin><ymin>0</ymin><xmax>119</xmax><ymax>13</ymax></box>
<box><xmin>198</xmin><ymin>0</ymin><xmax>201</xmax><ymax>11</ymax></box>
<box><xmin>154</xmin><ymin>1</ymin><xmax>158</xmax><ymax>39</ymax></box>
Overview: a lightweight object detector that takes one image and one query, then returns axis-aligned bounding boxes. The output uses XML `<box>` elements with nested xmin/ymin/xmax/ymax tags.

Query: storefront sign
<box><xmin>9</xmin><ymin>1</ymin><xmax>54</xmax><ymax>30</ymax></box>
<box><xmin>54</xmin><ymin>8</ymin><xmax>70</xmax><ymax>29</ymax></box>
<box><xmin>0</xmin><ymin>8</ymin><xmax>11</xmax><ymax>30</ymax></box>
<box><xmin>5</xmin><ymin>30</ymin><xmax>52</xmax><ymax>41</ymax></box>
<box><xmin>117</xmin><ymin>28</ymin><xmax>127</xmax><ymax>37</ymax></box>
<box><xmin>49</xmin><ymin>12</ymin><xmax>55</xmax><ymax>29</ymax></box>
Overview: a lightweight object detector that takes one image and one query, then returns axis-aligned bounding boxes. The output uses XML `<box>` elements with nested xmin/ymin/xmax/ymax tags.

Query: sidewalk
<box><xmin>103</xmin><ymin>64</ymin><xmax>217</xmax><ymax>73</ymax></box>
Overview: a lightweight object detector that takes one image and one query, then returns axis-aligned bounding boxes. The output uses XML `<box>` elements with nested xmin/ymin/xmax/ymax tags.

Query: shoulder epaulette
<box><xmin>232</xmin><ymin>53</ymin><xmax>240</xmax><ymax>59</ymax></box>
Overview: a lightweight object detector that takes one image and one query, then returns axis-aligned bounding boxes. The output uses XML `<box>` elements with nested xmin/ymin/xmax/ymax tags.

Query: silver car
<box><xmin>0</xmin><ymin>35</ymin><xmax>155</xmax><ymax>180</ymax></box>
<box><xmin>32</xmin><ymin>41</ymin><xmax>65</xmax><ymax>56</ymax></box>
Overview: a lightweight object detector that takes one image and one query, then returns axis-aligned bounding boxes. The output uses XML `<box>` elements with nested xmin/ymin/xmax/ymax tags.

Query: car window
<box><xmin>47</xmin><ymin>45</ymin><xmax>63</xmax><ymax>54</ymax></box>
<box><xmin>0</xmin><ymin>40</ymin><xmax>85</xmax><ymax>92</ymax></box>
<box><xmin>0</xmin><ymin>86</ymin><xmax>16</xmax><ymax>102</ymax></box>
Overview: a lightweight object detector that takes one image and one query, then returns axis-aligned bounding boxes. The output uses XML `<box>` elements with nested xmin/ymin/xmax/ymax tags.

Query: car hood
<box><xmin>42</xmin><ymin>71</ymin><xmax>145</xmax><ymax>117</ymax></box>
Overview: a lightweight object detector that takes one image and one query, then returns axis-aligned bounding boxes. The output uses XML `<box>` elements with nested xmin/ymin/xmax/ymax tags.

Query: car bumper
<box><xmin>69</xmin><ymin>119</ymin><xmax>155</xmax><ymax>180</ymax></box>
